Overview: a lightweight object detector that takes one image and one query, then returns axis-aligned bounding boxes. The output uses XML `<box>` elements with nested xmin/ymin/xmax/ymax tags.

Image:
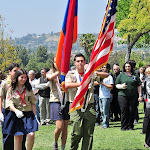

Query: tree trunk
<box><xmin>125</xmin><ymin>30</ymin><xmax>150</xmax><ymax>63</ymax></box>
<box><xmin>125</xmin><ymin>46</ymin><xmax>132</xmax><ymax>62</ymax></box>
<box><xmin>125</xmin><ymin>34</ymin><xmax>131</xmax><ymax>62</ymax></box>
<box><xmin>84</xmin><ymin>46</ymin><xmax>90</xmax><ymax>62</ymax></box>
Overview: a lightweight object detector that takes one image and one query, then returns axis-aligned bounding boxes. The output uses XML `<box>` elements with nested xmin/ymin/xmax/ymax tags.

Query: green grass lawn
<box><xmin>0</xmin><ymin>102</ymin><xmax>147</xmax><ymax>150</ymax></box>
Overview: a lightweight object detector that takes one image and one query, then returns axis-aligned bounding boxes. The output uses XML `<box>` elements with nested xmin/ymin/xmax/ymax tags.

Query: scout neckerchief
<box><xmin>55</xmin><ymin>76</ymin><xmax>67</xmax><ymax>109</ymax></box>
<box><xmin>74</xmin><ymin>70</ymin><xmax>84</xmax><ymax>84</ymax></box>
<box><xmin>17</xmin><ymin>88</ymin><xmax>27</xmax><ymax>105</ymax></box>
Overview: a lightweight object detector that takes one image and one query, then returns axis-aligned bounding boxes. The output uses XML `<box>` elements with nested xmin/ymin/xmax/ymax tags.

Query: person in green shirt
<box><xmin>115</xmin><ymin>61</ymin><xmax>142</xmax><ymax>131</ymax></box>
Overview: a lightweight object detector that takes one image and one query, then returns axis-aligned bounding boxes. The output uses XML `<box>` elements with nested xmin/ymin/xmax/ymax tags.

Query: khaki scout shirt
<box><xmin>6</xmin><ymin>86</ymin><xmax>37</xmax><ymax>111</ymax></box>
<box><xmin>65</xmin><ymin>70</ymin><xmax>98</xmax><ymax>104</ymax></box>
<box><xmin>47</xmin><ymin>70</ymin><xmax>66</xmax><ymax>103</ymax></box>
<box><xmin>0</xmin><ymin>76</ymin><xmax>11</xmax><ymax>109</ymax></box>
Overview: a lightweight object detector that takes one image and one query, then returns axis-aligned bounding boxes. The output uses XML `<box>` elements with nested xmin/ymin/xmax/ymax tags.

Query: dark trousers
<box><xmin>22</xmin><ymin>135</ymin><xmax>27</xmax><ymax>150</ymax></box>
<box><xmin>3</xmin><ymin>134</ymin><xmax>26</xmax><ymax>150</ymax></box>
<box><xmin>94</xmin><ymin>93</ymin><xmax>101</xmax><ymax>124</ymax></box>
<box><xmin>2</xmin><ymin>108</ymin><xmax>14</xmax><ymax>150</ymax></box>
<box><xmin>134</xmin><ymin>100</ymin><xmax>139</xmax><ymax>121</ymax></box>
<box><xmin>145</xmin><ymin>108</ymin><xmax>150</xmax><ymax>146</ymax></box>
<box><xmin>110</xmin><ymin>95</ymin><xmax>120</xmax><ymax>121</ymax></box>
<box><xmin>143</xmin><ymin>108</ymin><xmax>149</xmax><ymax>133</ymax></box>
<box><xmin>118</xmin><ymin>95</ymin><xmax>137</xmax><ymax>130</ymax></box>
<box><xmin>3</xmin><ymin>134</ymin><xmax>14</xmax><ymax>150</ymax></box>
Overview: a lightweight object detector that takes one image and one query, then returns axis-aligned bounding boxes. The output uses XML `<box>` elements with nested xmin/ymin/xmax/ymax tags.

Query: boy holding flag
<box><xmin>65</xmin><ymin>53</ymin><xmax>108</xmax><ymax>150</ymax></box>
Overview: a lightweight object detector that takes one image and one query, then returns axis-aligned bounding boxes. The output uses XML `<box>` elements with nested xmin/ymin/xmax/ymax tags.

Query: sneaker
<box><xmin>127</xmin><ymin>128</ymin><xmax>134</xmax><ymax>131</ymax></box>
<box><xmin>53</xmin><ymin>143</ymin><xmax>58</xmax><ymax>150</ymax></box>
<box><xmin>140</xmin><ymin>131</ymin><xmax>145</xmax><ymax>134</ymax></box>
<box><xmin>134</xmin><ymin>119</ymin><xmax>138</xmax><ymax>124</ymax></box>
<box><xmin>95</xmin><ymin>123</ymin><xmax>100</xmax><ymax>126</ymax></box>
<box><xmin>41</xmin><ymin>122</ymin><xmax>46</xmax><ymax>126</ymax></box>
<box><xmin>121</xmin><ymin>128</ymin><xmax>126</xmax><ymax>131</ymax></box>
<box><xmin>46</xmin><ymin>122</ymin><xmax>51</xmax><ymax>125</ymax></box>
<box><xmin>144</xmin><ymin>143</ymin><xmax>150</xmax><ymax>148</ymax></box>
<box><xmin>101</xmin><ymin>126</ymin><xmax>107</xmax><ymax>129</ymax></box>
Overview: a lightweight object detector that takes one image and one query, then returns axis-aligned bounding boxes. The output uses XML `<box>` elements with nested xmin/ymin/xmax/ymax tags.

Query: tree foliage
<box><xmin>16</xmin><ymin>45</ymin><xmax>29</xmax><ymax>67</ymax></box>
<box><xmin>117</xmin><ymin>0</ymin><xmax>150</xmax><ymax>62</ymax></box>
<box><xmin>116</xmin><ymin>0</ymin><xmax>132</xmax><ymax>28</ymax></box>
<box><xmin>36</xmin><ymin>46</ymin><xmax>48</xmax><ymax>63</ymax></box>
<box><xmin>79</xmin><ymin>33</ymin><xmax>96</xmax><ymax>62</ymax></box>
<box><xmin>25</xmin><ymin>46</ymin><xmax>54</xmax><ymax>72</ymax></box>
<box><xmin>108</xmin><ymin>50</ymin><xmax>150</xmax><ymax>72</ymax></box>
<box><xmin>0</xmin><ymin>16</ymin><xmax>21</xmax><ymax>72</ymax></box>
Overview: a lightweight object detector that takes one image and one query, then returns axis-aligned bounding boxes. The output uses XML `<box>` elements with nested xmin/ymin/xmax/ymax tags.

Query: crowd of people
<box><xmin>0</xmin><ymin>53</ymin><xmax>150</xmax><ymax>150</ymax></box>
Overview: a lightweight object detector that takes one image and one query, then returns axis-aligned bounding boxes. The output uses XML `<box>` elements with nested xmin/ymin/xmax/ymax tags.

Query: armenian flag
<box><xmin>56</xmin><ymin>0</ymin><xmax>78</xmax><ymax>91</ymax></box>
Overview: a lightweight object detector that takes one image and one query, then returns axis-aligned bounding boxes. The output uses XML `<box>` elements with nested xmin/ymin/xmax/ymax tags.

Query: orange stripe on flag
<box><xmin>56</xmin><ymin>31</ymin><xmax>65</xmax><ymax>70</ymax></box>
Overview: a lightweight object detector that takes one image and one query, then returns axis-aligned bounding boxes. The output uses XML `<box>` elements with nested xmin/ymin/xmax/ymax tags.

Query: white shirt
<box><xmin>29</xmin><ymin>78</ymin><xmax>38</xmax><ymax>93</ymax></box>
<box><xmin>99</xmin><ymin>75</ymin><xmax>114</xmax><ymax>98</ymax></box>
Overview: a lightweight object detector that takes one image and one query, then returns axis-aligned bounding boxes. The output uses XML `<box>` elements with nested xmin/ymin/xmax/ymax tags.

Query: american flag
<box><xmin>70</xmin><ymin>0</ymin><xmax>117</xmax><ymax>113</ymax></box>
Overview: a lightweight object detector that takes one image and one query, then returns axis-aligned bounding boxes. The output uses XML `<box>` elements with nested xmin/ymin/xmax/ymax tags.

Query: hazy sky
<box><xmin>0</xmin><ymin>0</ymin><xmax>108</xmax><ymax>38</ymax></box>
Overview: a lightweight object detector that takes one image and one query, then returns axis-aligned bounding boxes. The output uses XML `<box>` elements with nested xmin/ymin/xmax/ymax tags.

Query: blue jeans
<box><xmin>99</xmin><ymin>98</ymin><xmax>110</xmax><ymax>127</ymax></box>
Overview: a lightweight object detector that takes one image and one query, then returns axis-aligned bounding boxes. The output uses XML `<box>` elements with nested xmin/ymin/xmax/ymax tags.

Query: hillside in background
<box><xmin>13</xmin><ymin>32</ymin><xmax>127</xmax><ymax>53</ymax></box>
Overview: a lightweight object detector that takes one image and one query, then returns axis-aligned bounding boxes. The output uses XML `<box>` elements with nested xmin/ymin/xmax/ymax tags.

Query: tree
<box><xmin>116</xmin><ymin>0</ymin><xmax>133</xmax><ymax>28</ymax></box>
<box><xmin>25</xmin><ymin>46</ymin><xmax>54</xmax><ymax>72</ymax></box>
<box><xmin>79</xmin><ymin>33</ymin><xmax>96</xmax><ymax>62</ymax></box>
<box><xmin>117</xmin><ymin>0</ymin><xmax>150</xmax><ymax>62</ymax></box>
<box><xmin>25</xmin><ymin>53</ymin><xmax>39</xmax><ymax>72</ymax></box>
<box><xmin>36</xmin><ymin>45</ymin><xmax>48</xmax><ymax>63</ymax></box>
<box><xmin>107</xmin><ymin>51</ymin><xmax>150</xmax><ymax>72</ymax></box>
<box><xmin>0</xmin><ymin>16</ymin><xmax>21</xmax><ymax>72</ymax></box>
<box><xmin>16</xmin><ymin>45</ymin><xmax>29</xmax><ymax>67</ymax></box>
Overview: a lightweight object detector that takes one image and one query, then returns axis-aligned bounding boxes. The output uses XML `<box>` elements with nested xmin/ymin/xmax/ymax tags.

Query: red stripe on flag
<box><xmin>73</xmin><ymin>16</ymin><xmax>77</xmax><ymax>43</ymax></box>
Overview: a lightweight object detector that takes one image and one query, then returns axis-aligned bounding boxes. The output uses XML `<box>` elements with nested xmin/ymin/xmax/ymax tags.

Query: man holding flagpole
<box><xmin>65</xmin><ymin>53</ymin><xmax>108</xmax><ymax>150</ymax></box>
<box><xmin>58</xmin><ymin>0</ymin><xmax>117</xmax><ymax>148</ymax></box>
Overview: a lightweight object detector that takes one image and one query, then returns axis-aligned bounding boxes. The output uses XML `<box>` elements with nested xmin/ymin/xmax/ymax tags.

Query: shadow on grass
<box><xmin>136</xmin><ymin>122</ymin><xmax>143</xmax><ymax>125</ymax></box>
<box><xmin>134</xmin><ymin>127</ymin><xmax>143</xmax><ymax>130</ymax></box>
<box><xmin>109</xmin><ymin>125</ymin><xmax>121</xmax><ymax>128</ymax></box>
<box><xmin>139</xmin><ymin>117</ymin><xmax>144</xmax><ymax>119</ymax></box>
<box><xmin>109</xmin><ymin>122</ymin><xmax>121</xmax><ymax>125</ymax></box>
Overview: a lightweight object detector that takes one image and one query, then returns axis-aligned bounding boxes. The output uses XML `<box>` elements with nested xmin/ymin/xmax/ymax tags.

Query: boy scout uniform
<box><xmin>47</xmin><ymin>70</ymin><xmax>68</xmax><ymax>103</ymax></box>
<box><xmin>6</xmin><ymin>86</ymin><xmax>37</xmax><ymax>111</ymax></box>
<box><xmin>47</xmin><ymin>70</ymin><xmax>69</xmax><ymax>121</ymax></box>
<box><xmin>0</xmin><ymin>76</ymin><xmax>11</xmax><ymax>109</ymax></box>
<box><xmin>48</xmin><ymin>70</ymin><xmax>63</xmax><ymax>103</ymax></box>
<box><xmin>0</xmin><ymin>76</ymin><xmax>15</xmax><ymax>150</ymax></box>
<box><xmin>65</xmin><ymin>70</ymin><xmax>97</xmax><ymax>150</ymax></box>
